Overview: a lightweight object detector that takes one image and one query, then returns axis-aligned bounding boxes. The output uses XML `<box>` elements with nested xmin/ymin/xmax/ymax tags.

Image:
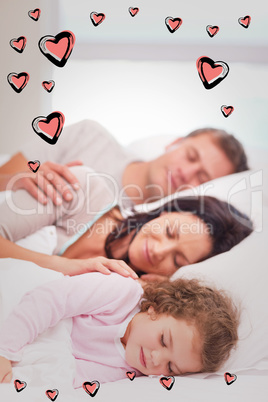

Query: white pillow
<box><xmin>171</xmin><ymin>208</ymin><xmax>268</xmax><ymax>374</ymax></box>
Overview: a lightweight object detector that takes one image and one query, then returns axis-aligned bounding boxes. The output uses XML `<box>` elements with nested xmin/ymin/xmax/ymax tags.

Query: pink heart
<box><xmin>38</xmin><ymin>31</ymin><xmax>75</xmax><ymax>68</ymax></box>
<box><xmin>206</xmin><ymin>25</ymin><xmax>219</xmax><ymax>37</ymax></box>
<box><xmin>32</xmin><ymin>111</ymin><xmax>65</xmax><ymax>145</ymax></box>
<box><xmin>28</xmin><ymin>8</ymin><xmax>41</xmax><ymax>21</ymax></box>
<box><xmin>45</xmin><ymin>389</ymin><xmax>59</xmax><ymax>401</ymax></box>
<box><xmin>90</xmin><ymin>12</ymin><xmax>106</xmax><ymax>26</ymax></box>
<box><xmin>28</xmin><ymin>160</ymin><xmax>41</xmax><ymax>173</ymax></box>
<box><xmin>83</xmin><ymin>381</ymin><xmax>100</xmax><ymax>397</ymax></box>
<box><xmin>196</xmin><ymin>56</ymin><xmax>229</xmax><ymax>89</ymax></box>
<box><xmin>224</xmin><ymin>372</ymin><xmax>237</xmax><ymax>385</ymax></box>
<box><xmin>10</xmin><ymin>36</ymin><xmax>27</xmax><ymax>53</ymax></box>
<box><xmin>14</xmin><ymin>379</ymin><xmax>27</xmax><ymax>393</ymax></box>
<box><xmin>42</xmin><ymin>80</ymin><xmax>55</xmax><ymax>93</ymax></box>
<box><xmin>238</xmin><ymin>15</ymin><xmax>251</xmax><ymax>28</ymax></box>
<box><xmin>129</xmin><ymin>7</ymin><xmax>139</xmax><ymax>17</ymax></box>
<box><xmin>221</xmin><ymin>105</ymin><xmax>234</xmax><ymax>117</ymax></box>
<box><xmin>126</xmin><ymin>371</ymin><xmax>136</xmax><ymax>381</ymax></box>
<box><xmin>165</xmin><ymin>17</ymin><xmax>183</xmax><ymax>33</ymax></box>
<box><xmin>159</xmin><ymin>376</ymin><xmax>175</xmax><ymax>391</ymax></box>
<box><xmin>7</xmin><ymin>72</ymin><xmax>30</xmax><ymax>93</ymax></box>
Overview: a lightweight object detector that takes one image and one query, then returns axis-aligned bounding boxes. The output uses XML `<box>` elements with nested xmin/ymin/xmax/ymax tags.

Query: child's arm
<box><xmin>0</xmin><ymin>356</ymin><xmax>12</xmax><ymax>383</ymax></box>
<box><xmin>0</xmin><ymin>273</ymin><xmax>143</xmax><ymax>380</ymax></box>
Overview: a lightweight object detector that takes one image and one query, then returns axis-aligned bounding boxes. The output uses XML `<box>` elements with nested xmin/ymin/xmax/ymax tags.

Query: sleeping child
<box><xmin>0</xmin><ymin>273</ymin><xmax>239</xmax><ymax>387</ymax></box>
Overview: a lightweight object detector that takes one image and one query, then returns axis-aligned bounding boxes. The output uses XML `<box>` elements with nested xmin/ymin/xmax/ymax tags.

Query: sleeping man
<box><xmin>0</xmin><ymin>120</ymin><xmax>248</xmax><ymax>208</ymax></box>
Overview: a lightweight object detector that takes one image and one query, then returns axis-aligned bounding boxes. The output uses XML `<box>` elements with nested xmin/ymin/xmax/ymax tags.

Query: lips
<box><xmin>167</xmin><ymin>169</ymin><xmax>181</xmax><ymax>191</ymax></box>
<box><xmin>140</xmin><ymin>347</ymin><xmax>146</xmax><ymax>368</ymax></box>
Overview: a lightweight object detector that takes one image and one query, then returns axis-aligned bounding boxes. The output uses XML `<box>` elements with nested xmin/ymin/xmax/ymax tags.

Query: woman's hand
<box><xmin>64</xmin><ymin>256</ymin><xmax>139</xmax><ymax>279</ymax></box>
<box><xmin>0</xmin><ymin>356</ymin><xmax>12</xmax><ymax>383</ymax></box>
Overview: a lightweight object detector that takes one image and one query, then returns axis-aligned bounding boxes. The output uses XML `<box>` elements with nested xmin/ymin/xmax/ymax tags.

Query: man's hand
<box><xmin>0</xmin><ymin>356</ymin><xmax>12</xmax><ymax>383</ymax></box>
<box><xmin>9</xmin><ymin>160</ymin><xmax>83</xmax><ymax>205</ymax></box>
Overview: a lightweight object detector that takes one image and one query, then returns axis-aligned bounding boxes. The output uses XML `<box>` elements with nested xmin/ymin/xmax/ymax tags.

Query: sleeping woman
<box><xmin>0</xmin><ymin>166</ymin><xmax>253</xmax><ymax>279</ymax></box>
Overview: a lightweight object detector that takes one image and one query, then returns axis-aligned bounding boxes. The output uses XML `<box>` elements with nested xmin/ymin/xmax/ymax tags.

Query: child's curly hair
<box><xmin>140</xmin><ymin>278</ymin><xmax>239</xmax><ymax>373</ymax></box>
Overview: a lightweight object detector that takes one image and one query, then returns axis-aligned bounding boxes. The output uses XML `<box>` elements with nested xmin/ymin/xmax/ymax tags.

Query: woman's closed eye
<box><xmin>187</xmin><ymin>147</ymin><xmax>198</xmax><ymax>162</ymax></box>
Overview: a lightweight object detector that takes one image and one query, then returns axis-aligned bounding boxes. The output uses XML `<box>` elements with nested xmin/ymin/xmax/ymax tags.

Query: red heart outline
<box><xmin>90</xmin><ymin>12</ymin><xmax>106</xmax><ymax>27</ymax></box>
<box><xmin>165</xmin><ymin>17</ymin><xmax>183</xmax><ymax>33</ymax></box>
<box><xmin>221</xmin><ymin>105</ymin><xmax>234</xmax><ymax>117</ymax></box>
<box><xmin>39</xmin><ymin>31</ymin><xmax>75</xmax><ymax>68</ymax></box>
<box><xmin>238</xmin><ymin>15</ymin><xmax>251</xmax><ymax>29</ymax></box>
<box><xmin>159</xmin><ymin>376</ymin><xmax>175</xmax><ymax>391</ymax></box>
<box><xmin>206</xmin><ymin>25</ymin><xmax>219</xmax><ymax>37</ymax></box>
<box><xmin>10</xmin><ymin>36</ymin><xmax>27</xmax><ymax>53</ymax></box>
<box><xmin>224</xmin><ymin>372</ymin><xmax>237</xmax><ymax>385</ymax></box>
<box><xmin>83</xmin><ymin>381</ymin><xmax>100</xmax><ymax>397</ymax></box>
<box><xmin>7</xmin><ymin>72</ymin><xmax>30</xmax><ymax>93</ymax></box>
<box><xmin>129</xmin><ymin>7</ymin><xmax>139</xmax><ymax>17</ymax></box>
<box><xmin>14</xmin><ymin>379</ymin><xmax>27</xmax><ymax>393</ymax></box>
<box><xmin>196</xmin><ymin>56</ymin><xmax>229</xmax><ymax>89</ymax></box>
<box><xmin>126</xmin><ymin>371</ymin><xmax>136</xmax><ymax>381</ymax></box>
<box><xmin>42</xmin><ymin>80</ymin><xmax>55</xmax><ymax>93</ymax></box>
<box><xmin>28</xmin><ymin>160</ymin><xmax>41</xmax><ymax>173</ymax></box>
<box><xmin>32</xmin><ymin>111</ymin><xmax>65</xmax><ymax>145</ymax></box>
<box><xmin>45</xmin><ymin>389</ymin><xmax>59</xmax><ymax>401</ymax></box>
<box><xmin>28</xmin><ymin>8</ymin><xmax>41</xmax><ymax>21</ymax></box>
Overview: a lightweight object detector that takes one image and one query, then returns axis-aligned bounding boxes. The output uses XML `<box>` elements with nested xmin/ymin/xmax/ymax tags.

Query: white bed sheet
<box><xmin>0</xmin><ymin>150</ymin><xmax>268</xmax><ymax>401</ymax></box>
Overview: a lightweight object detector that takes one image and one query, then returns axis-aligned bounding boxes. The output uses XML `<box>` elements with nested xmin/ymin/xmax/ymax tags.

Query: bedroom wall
<box><xmin>0</xmin><ymin>0</ymin><xmax>56</xmax><ymax>154</ymax></box>
<box><xmin>1</xmin><ymin>0</ymin><xmax>267</xmax><ymax>154</ymax></box>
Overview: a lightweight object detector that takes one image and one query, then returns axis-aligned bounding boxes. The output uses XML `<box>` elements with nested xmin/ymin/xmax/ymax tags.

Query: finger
<box><xmin>93</xmin><ymin>263</ymin><xmax>111</xmax><ymax>275</ymax></box>
<box><xmin>116</xmin><ymin>261</ymin><xmax>139</xmax><ymax>278</ymax></box>
<box><xmin>46</xmin><ymin>163</ymin><xmax>80</xmax><ymax>191</ymax></box>
<box><xmin>35</xmin><ymin>175</ymin><xmax>63</xmax><ymax>206</ymax></box>
<box><xmin>66</xmin><ymin>160</ymin><xmax>83</xmax><ymax>167</ymax></box>
<box><xmin>41</xmin><ymin>169</ymin><xmax>75</xmax><ymax>202</ymax></box>
<box><xmin>104</xmin><ymin>261</ymin><xmax>133</xmax><ymax>278</ymax></box>
<box><xmin>23</xmin><ymin>179</ymin><xmax>48</xmax><ymax>204</ymax></box>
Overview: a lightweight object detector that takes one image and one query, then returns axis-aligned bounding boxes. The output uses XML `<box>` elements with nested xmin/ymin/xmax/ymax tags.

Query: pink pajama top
<box><xmin>0</xmin><ymin>273</ymin><xmax>144</xmax><ymax>387</ymax></box>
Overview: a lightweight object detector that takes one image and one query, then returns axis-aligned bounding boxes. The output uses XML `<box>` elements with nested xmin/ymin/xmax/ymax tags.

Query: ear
<box><xmin>147</xmin><ymin>305</ymin><xmax>156</xmax><ymax>318</ymax></box>
<box><xmin>165</xmin><ymin>136</ymin><xmax>184</xmax><ymax>152</ymax></box>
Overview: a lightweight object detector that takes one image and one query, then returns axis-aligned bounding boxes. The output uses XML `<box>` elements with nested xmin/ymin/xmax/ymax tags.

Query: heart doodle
<box><xmin>221</xmin><ymin>105</ymin><xmax>234</xmax><ymax>118</ymax></box>
<box><xmin>83</xmin><ymin>381</ymin><xmax>100</xmax><ymax>397</ymax></box>
<box><xmin>196</xmin><ymin>56</ymin><xmax>229</xmax><ymax>89</ymax></box>
<box><xmin>14</xmin><ymin>379</ymin><xmax>27</xmax><ymax>393</ymax></box>
<box><xmin>238</xmin><ymin>15</ymin><xmax>251</xmax><ymax>29</ymax></box>
<box><xmin>45</xmin><ymin>389</ymin><xmax>59</xmax><ymax>401</ymax></box>
<box><xmin>39</xmin><ymin>31</ymin><xmax>75</xmax><ymax>68</ymax></box>
<box><xmin>159</xmin><ymin>376</ymin><xmax>175</xmax><ymax>391</ymax></box>
<box><xmin>28</xmin><ymin>8</ymin><xmax>41</xmax><ymax>21</ymax></box>
<box><xmin>165</xmin><ymin>17</ymin><xmax>183</xmax><ymax>33</ymax></box>
<box><xmin>42</xmin><ymin>80</ymin><xmax>55</xmax><ymax>93</ymax></box>
<box><xmin>224</xmin><ymin>372</ymin><xmax>237</xmax><ymax>385</ymax></box>
<box><xmin>129</xmin><ymin>7</ymin><xmax>139</xmax><ymax>17</ymax></box>
<box><xmin>90</xmin><ymin>12</ymin><xmax>106</xmax><ymax>27</ymax></box>
<box><xmin>7</xmin><ymin>72</ymin><xmax>30</xmax><ymax>93</ymax></box>
<box><xmin>126</xmin><ymin>371</ymin><xmax>136</xmax><ymax>381</ymax></box>
<box><xmin>10</xmin><ymin>36</ymin><xmax>27</xmax><ymax>53</ymax></box>
<box><xmin>206</xmin><ymin>25</ymin><xmax>219</xmax><ymax>37</ymax></box>
<box><xmin>28</xmin><ymin>160</ymin><xmax>41</xmax><ymax>173</ymax></box>
<box><xmin>32</xmin><ymin>111</ymin><xmax>65</xmax><ymax>145</ymax></box>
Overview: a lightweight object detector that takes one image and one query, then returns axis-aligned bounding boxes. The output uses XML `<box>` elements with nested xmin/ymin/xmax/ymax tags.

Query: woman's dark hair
<box><xmin>105</xmin><ymin>196</ymin><xmax>253</xmax><ymax>266</ymax></box>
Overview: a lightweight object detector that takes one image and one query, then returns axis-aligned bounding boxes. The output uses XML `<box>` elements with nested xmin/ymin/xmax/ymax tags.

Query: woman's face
<box><xmin>127</xmin><ymin>211</ymin><xmax>212</xmax><ymax>276</ymax></box>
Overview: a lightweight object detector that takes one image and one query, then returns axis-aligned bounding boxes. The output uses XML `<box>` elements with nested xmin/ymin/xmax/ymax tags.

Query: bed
<box><xmin>0</xmin><ymin>140</ymin><xmax>267</xmax><ymax>401</ymax></box>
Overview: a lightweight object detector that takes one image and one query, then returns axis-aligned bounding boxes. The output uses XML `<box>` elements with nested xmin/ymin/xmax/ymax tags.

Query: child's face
<box><xmin>122</xmin><ymin>306</ymin><xmax>202</xmax><ymax>376</ymax></box>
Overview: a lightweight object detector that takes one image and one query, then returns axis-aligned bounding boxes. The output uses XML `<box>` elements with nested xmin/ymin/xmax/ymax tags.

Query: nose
<box><xmin>151</xmin><ymin>350</ymin><xmax>162</xmax><ymax>367</ymax></box>
<box><xmin>153</xmin><ymin>241</ymin><xmax>175</xmax><ymax>263</ymax></box>
<box><xmin>181</xmin><ymin>162</ymin><xmax>201</xmax><ymax>183</ymax></box>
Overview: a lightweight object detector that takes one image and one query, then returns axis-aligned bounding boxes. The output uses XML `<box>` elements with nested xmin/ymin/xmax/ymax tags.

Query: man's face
<box><xmin>146</xmin><ymin>133</ymin><xmax>235</xmax><ymax>200</ymax></box>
